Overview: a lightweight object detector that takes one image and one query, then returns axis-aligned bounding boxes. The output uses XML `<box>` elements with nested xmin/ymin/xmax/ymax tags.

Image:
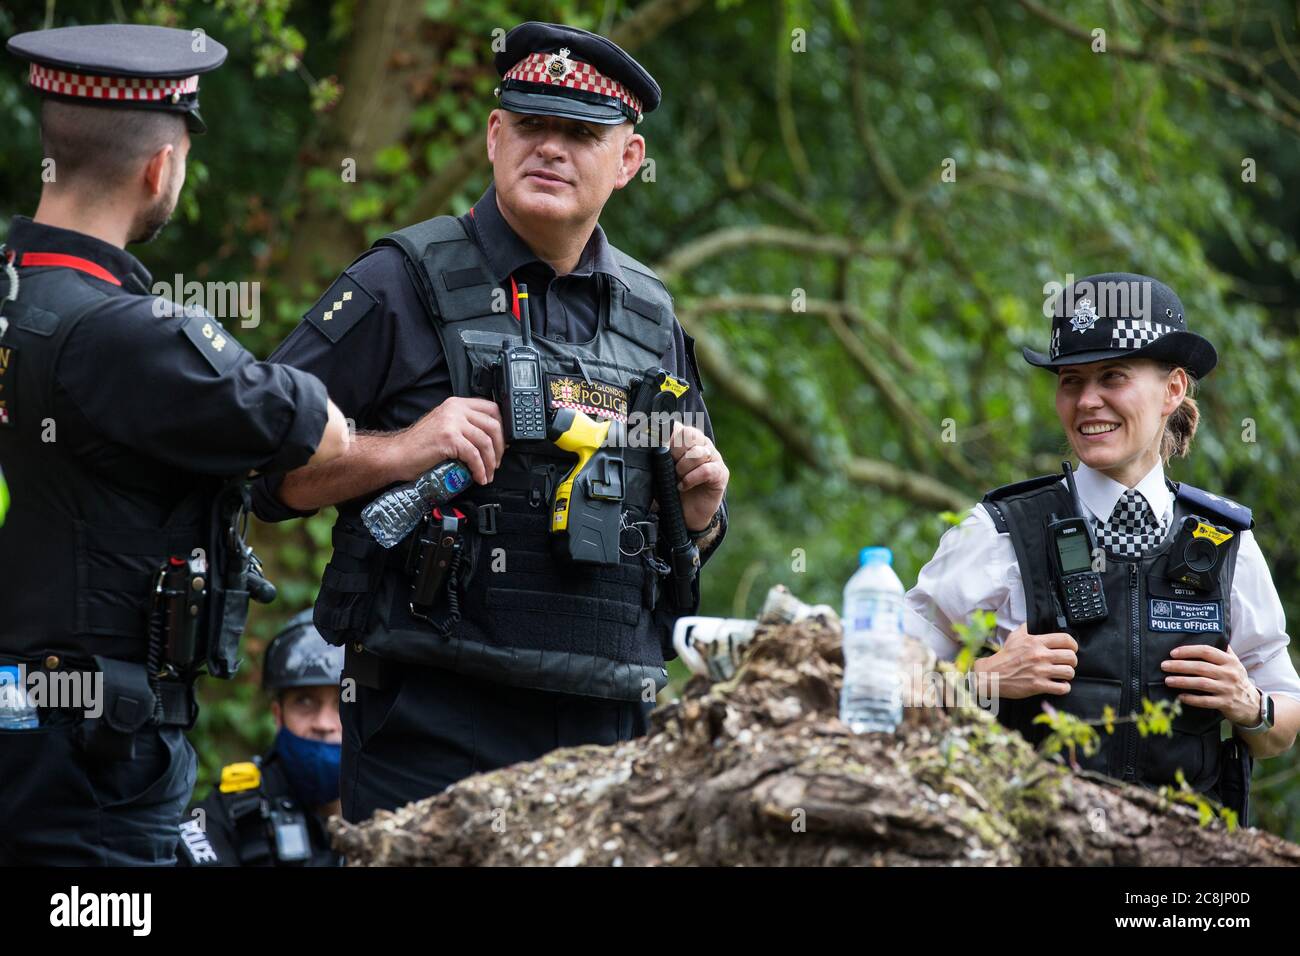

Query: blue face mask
<box><xmin>273</xmin><ymin>727</ymin><xmax>342</xmax><ymax>808</ymax></box>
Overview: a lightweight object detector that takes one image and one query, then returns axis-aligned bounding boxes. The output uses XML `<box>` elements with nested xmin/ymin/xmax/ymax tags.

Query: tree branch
<box><xmin>656</xmin><ymin>226</ymin><xmax>904</xmax><ymax>285</ymax></box>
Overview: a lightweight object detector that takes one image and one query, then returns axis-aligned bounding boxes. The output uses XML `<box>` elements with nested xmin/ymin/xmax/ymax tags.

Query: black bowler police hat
<box><xmin>1023</xmin><ymin>272</ymin><xmax>1218</xmax><ymax>379</ymax></box>
<box><xmin>262</xmin><ymin>610</ymin><xmax>344</xmax><ymax>693</ymax></box>
<box><xmin>494</xmin><ymin>21</ymin><xmax>661</xmax><ymax>126</ymax></box>
<box><xmin>7</xmin><ymin>23</ymin><xmax>227</xmax><ymax>134</ymax></box>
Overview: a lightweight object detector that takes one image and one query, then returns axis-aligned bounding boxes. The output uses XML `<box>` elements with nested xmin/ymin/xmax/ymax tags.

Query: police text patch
<box><xmin>1149</xmin><ymin>598</ymin><xmax>1223</xmax><ymax>633</ymax></box>
<box><xmin>181</xmin><ymin>313</ymin><xmax>244</xmax><ymax>375</ymax></box>
<box><xmin>0</xmin><ymin>343</ymin><xmax>15</xmax><ymax>427</ymax></box>
<box><xmin>305</xmin><ymin>273</ymin><xmax>376</xmax><ymax>344</ymax></box>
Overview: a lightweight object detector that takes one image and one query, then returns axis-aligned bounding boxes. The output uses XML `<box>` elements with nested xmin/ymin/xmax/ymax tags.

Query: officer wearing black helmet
<box><xmin>907</xmin><ymin>273</ymin><xmax>1300</xmax><ymax>816</ymax></box>
<box><xmin>177</xmin><ymin>610</ymin><xmax>343</xmax><ymax>866</ymax></box>
<box><xmin>252</xmin><ymin>21</ymin><xmax>730</xmax><ymax>821</ymax></box>
<box><xmin>0</xmin><ymin>23</ymin><xmax>348</xmax><ymax>866</ymax></box>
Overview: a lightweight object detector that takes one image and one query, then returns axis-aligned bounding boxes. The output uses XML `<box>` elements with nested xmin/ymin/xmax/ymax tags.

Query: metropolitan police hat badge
<box><xmin>1024</xmin><ymin>272</ymin><xmax>1218</xmax><ymax>379</ymax></box>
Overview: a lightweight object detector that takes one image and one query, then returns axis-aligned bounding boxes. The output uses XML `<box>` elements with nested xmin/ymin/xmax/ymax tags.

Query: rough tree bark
<box><xmin>330</xmin><ymin>598</ymin><xmax>1300</xmax><ymax>866</ymax></box>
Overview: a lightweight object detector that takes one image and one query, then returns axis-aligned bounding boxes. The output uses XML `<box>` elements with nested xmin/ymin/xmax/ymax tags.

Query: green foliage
<box><xmin>3</xmin><ymin>0</ymin><xmax>1299</xmax><ymax>837</ymax></box>
<box><xmin>1032</xmin><ymin>696</ymin><xmax>1180</xmax><ymax>771</ymax></box>
<box><xmin>952</xmin><ymin>608</ymin><xmax>996</xmax><ymax>674</ymax></box>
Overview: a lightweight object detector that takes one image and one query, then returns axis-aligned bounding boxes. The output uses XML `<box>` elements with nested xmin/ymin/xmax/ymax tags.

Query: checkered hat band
<box><xmin>1112</xmin><ymin>318</ymin><xmax>1174</xmax><ymax>350</ymax></box>
<box><xmin>29</xmin><ymin>63</ymin><xmax>199</xmax><ymax>101</ymax></box>
<box><xmin>505</xmin><ymin>52</ymin><xmax>642</xmax><ymax>116</ymax></box>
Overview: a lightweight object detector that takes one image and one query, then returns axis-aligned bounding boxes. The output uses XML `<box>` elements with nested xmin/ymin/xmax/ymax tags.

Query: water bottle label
<box><xmin>848</xmin><ymin>595</ymin><xmax>904</xmax><ymax>633</ymax></box>
<box><xmin>442</xmin><ymin>463</ymin><xmax>470</xmax><ymax>494</ymax></box>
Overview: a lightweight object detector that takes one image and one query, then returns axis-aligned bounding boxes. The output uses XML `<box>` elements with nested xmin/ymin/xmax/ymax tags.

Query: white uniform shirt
<box><xmin>905</xmin><ymin>461</ymin><xmax>1300</xmax><ymax>702</ymax></box>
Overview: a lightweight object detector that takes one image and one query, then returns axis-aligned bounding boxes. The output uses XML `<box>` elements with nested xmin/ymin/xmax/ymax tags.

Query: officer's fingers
<box><xmin>1041</xmin><ymin>680</ymin><xmax>1073</xmax><ymax>696</ymax></box>
<box><xmin>1160</xmin><ymin>658</ymin><xmax>1216</xmax><ymax>677</ymax></box>
<box><xmin>674</xmin><ymin>438</ymin><xmax>715</xmax><ymax>477</ymax></box>
<box><xmin>460</xmin><ymin>397</ymin><xmax>503</xmax><ymax>421</ymax></box>
<box><xmin>1040</xmin><ymin>632</ymin><xmax>1079</xmax><ymax>652</ymax></box>
<box><xmin>1165</xmin><ymin>674</ymin><xmax>1219</xmax><ymax>693</ymax></box>
<box><xmin>466</xmin><ymin>409</ymin><xmax>507</xmax><ymax>461</ymax></box>
<box><xmin>1173</xmin><ymin>644</ymin><xmax>1232</xmax><ymax>667</ymax></box>
<box><xmin>1046</xmin><ymin>664</ymin><xmax>1076</xmax><ymax>681</ymax></box>
<box><xmin>452</xmin><ymin>434</ymin><xmax>488</xmax><ymax>485</ymax></box>
<box><xmin>462</xmin><ymin>423</ymin><xmax>499</xmax><ymax>477</ymax></box>
<box><xmin>679</xmin><ymin>461</ymin><xmax>726</xmax><ymax>493</ymax></box>
<box><xmin>668</xmin><ymin>422</ymin><xmax>706</xmax><ymax>461</ymax></box>
<box><xmin>1048</xmin><ymin>649</ymin><xmax>1078</xmax><ymax>668</ymax></box>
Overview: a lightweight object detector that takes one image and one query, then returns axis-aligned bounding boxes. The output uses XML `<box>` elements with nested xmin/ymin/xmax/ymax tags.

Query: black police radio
<box><xmin>496</xmin><ymin>283</ymin><xmax>546</xmax><ymax>442</ymax></box>
<box><xmin>1047</xmin><ymin>461</ymin><xmax>1108</xmax><ymax>628</ymax></box>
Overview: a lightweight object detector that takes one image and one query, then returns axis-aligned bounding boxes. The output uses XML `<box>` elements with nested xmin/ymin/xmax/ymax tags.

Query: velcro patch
<box><xmin>1149</xmin><ymin>598</ymin><xmax>1223</xmax><ymax>633</ymax></box>
<box><xmin>305</xmin><ymin>273</ymin><xmax>376</xmax><ymax>344</ymax></box>
<box><xmin>180</xmin><ymin>313</ymin><xmax>244</xmax><ymax>375</ymax></box>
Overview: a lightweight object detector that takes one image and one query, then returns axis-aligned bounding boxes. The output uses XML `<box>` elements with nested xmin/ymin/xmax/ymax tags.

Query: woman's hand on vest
<box><xmin>1161</xmin><ymin>644</ymin><xmax>1259</xmax><ymax>725</ymax></box>
<box><xmin>973</xmin><ymin>623</ymin><xmax>1078</xmax><ymax>699</ymax></box>
<box><xmin>668</xmin><ymin>421</ymin><xmax>729</xmax><ymax>532</ymax></box>
<box><xmin>397</xmin><ymin>397</ymin><xmax>506</xmax><ymax>485</ymax></box>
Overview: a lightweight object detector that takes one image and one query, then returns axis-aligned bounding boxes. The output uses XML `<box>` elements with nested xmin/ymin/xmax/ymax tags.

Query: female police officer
<box><xmin>906</xmin><ymin>273</ymin><xmax>1300</xmax><ymax>808</ymax></box>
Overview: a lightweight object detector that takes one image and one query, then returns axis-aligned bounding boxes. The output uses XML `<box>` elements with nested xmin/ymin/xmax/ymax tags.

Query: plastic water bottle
<box><xmin>840</xmin><ymin>546</ymin><xmax>905</xmax><ymax>733</ymax></box>
<box><xmin>0</xmin><ymin>665</ymin><xmax>38</xmax><ymax>730</ymax></box>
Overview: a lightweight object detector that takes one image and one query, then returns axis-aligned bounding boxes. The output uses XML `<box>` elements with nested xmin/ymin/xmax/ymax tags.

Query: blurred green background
<box><xmin>3</xmin><ymin>0</ymin><xmax>1299</xmax><ymax>838</ymax></box>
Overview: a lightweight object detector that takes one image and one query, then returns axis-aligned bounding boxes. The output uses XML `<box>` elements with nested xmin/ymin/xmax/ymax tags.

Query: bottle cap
<box><xmin>859</xmin><ymin>546</ymin><xmax>892</xmax><ymax>567</ymax></box>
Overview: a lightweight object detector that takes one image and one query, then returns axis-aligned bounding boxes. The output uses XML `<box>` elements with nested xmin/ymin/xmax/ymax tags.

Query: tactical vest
<box><xmin>0</xmin><ymin>269</ymin><xmax>245</xmax><ymax>679</ymax></box>
<box><xmin>182</xmin><ymin>754</ymin><xmax>337</xmax><ymax>867</ymax></box>
<box><xmin>981</xmin><ymin>475</ymin><xmax>1251</xmax><ymax>795</ymax></box>
<box><xmin>314</xmin><ymin>216</ymin><xmax>683</xmax><ymax>701</ymax></box>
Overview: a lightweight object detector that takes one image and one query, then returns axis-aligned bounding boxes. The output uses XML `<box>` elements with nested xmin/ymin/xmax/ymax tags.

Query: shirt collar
<box><xmin>466</xmin><ymin>183</ymin><xmax>626</xmax><ymax>287</ymax></box>
<box><xmin>4</xmin><ymin>216</ymin><xmax>153</xmax><ymax>291</ymax></box>
<box><xmin>1073</xmin><ymin>460</ymin><xmax>1172</xmax><ymax>525</ymax></box>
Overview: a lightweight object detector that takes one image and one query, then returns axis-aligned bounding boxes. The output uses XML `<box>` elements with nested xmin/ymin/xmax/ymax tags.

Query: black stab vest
<box><xmin>0</xmin><ymin>270</ymin><xmax>222</xmax><ymax>665</ymax></box>
<box><xmin>981</xmin><ymin>475</ymin><xmax>1250</xmax><ymax>794</ymax></box>
<box><xmin>313</xmin><ymin>217</ymin><xmax>680</xmax><ymax>701</ymax></box>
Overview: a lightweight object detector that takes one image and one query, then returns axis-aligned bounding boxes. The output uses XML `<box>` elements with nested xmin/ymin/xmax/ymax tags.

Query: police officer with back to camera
<box><xmin>178</xmin><ymin>610</ymin><xmax>343</xmax><ymax>867</ymax></box>
<box><xmin>907</xmin><ymin>273</ymin><xmax>1300</xmax><ymax>817</ymax></box>
<box><xmin>0</xmin><ymin>24</ymin><xmax>349</xmax><ymax>865</ymax></box>
<box><xmin>253</xmin><ymin>22</ymin><xmax>730</xmax><ymax>821</ymax></box>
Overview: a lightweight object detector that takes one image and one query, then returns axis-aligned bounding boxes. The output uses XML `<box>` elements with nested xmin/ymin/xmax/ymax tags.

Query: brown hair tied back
<box><xmin>1159</xmin><ymin>364</ymin><xmax>1199</xmax><ymax>462</ymax></box>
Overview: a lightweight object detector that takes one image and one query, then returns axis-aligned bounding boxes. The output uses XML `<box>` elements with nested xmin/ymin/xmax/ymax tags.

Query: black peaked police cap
<box><xmin>7</xmin><ymin>23</ymin><xmax>228</xmax><ymax>134</ymax></box>
<box><xmin>494</xmin><ymin>21</ymin><xmax>661</xmax><ymax>126</ymax></box>
<box><xmin>1024</xmin><ymin>272</ymin><xmax>1218</xmax><ymax>380</ymax></box>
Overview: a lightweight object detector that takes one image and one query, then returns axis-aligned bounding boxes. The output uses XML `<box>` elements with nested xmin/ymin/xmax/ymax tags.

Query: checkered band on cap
<box><xmin>29</xmin><ymin>62</ymin><xmax>199</xmax><ymax>101</ymax></box>
<box><xmin>1050</xmin><ymin>326</ymin><xmax>1061</xmax><ymax>359</ymax></box>
<box><xmin>1112</xmin><ymin>318</ymin><xmax>1174</xmax><ymax>351</ymax></box>
<box><xmin>504</xmin><ymin>51</ymin><xmax>642</xmax><ymax>118</ymax></box>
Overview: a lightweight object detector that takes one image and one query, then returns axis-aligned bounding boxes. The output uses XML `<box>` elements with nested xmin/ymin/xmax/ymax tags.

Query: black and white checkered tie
<box><xmin>1095</xmin><ymin>488</ymin><xmax>1165</xmax><ymax>558</ymax></box>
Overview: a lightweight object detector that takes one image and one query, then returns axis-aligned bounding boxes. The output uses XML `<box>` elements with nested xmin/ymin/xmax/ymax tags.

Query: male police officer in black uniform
<box><xmin>178</xmin><ymin>611</ymin><xmax>343</xmax><ymax>866</ymax></box>
<box><xmin>254</xmin><ymin>22</ymin><xmax>730</xmax><ymax>822</ymax></box>
<box><xmin>0</xmin><ymin>24</ymin><xmax>348</xmax><ymax>865</ymax></box>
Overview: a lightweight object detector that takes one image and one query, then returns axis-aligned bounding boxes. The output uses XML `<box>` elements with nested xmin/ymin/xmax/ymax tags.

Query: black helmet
<box><xmin>262</xmin><ymin>609</ymin><xmax>344</xmax><ymax>692</ymax></box>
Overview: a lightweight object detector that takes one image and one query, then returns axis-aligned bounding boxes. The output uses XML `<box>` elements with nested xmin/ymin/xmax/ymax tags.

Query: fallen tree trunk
<box><xmin>331</xmin><ymin>601</ymin><xmax>1300</xmax><ymax>866</ymax></box>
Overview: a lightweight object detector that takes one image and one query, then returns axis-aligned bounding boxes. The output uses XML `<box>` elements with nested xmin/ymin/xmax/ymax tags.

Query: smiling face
<box><xmin>1055</xmin><ymin>358</ymin><xmax>1187</xmax><ymax>485</ymax></box>
<box><xmin>486</xmin><ymin>109</ymin><xmax>643</xmax><ymax>230</ymax></box>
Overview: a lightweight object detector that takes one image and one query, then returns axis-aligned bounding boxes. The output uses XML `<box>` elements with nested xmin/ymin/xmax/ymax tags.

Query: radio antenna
<box><xmin>517</xmin><ymin>282</ymin><xmax>532</xmax><ymax>347</ymax></box>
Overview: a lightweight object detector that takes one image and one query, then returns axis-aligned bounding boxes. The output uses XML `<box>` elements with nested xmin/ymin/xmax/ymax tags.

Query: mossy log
<box><xmin>331</xmin><ymin>606</ymin><xmax>1300</xmax><ymax>866</ymax></box>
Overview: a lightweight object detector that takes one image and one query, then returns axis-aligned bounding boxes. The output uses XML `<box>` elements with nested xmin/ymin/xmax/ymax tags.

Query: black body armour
<box><xmin>314</xmin><ymin>217</ymin><xmax>686</xmax><ymax>702</ymax></box>
<box><xmin>981</xmin><ymin>475</ymin><xmax>1251</xmax><ymax>795</ymax></box>
<box><xmin>0</xmin><ymin>269</ymin><xmax>241</xmax><ymax>676</ymax></box>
